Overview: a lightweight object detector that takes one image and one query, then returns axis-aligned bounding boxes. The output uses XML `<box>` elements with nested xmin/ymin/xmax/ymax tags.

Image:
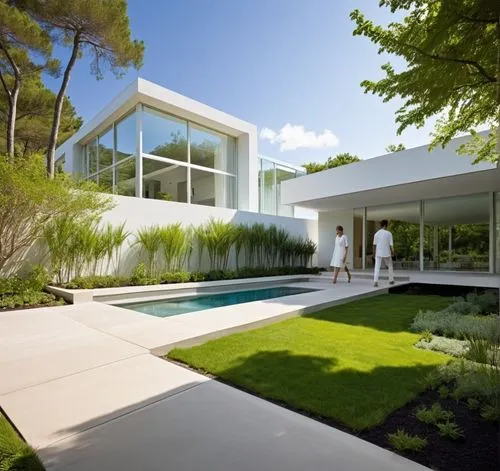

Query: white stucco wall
<box><xmin>318</xmin><ymin>210</ymin><xmax>354</xmax><ymax>269</ymax></box>
<box><xmin>101</xmin><ymin>195</ymin><xmax>318</xmax><ymax>274</ymax></box>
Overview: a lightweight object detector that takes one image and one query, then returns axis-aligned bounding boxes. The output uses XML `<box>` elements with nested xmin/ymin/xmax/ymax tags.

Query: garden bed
<box><xmin>359</xmin><ymin>387</ymin><xmax>499</xmax><ymax>471</ymax></box>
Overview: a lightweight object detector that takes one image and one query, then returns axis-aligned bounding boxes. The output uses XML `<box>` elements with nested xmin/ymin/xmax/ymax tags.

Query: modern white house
<box><xmin>56</xmin><ymin>78</ymin><xmax>500</xmax><ymax>284</ymax></box>
<box><xmin>55</xmin><ymin>78</ymin><xmax>317</xmax><ymax>274</ymax></box>
<box><xmin>281</xmin><ymin>135</ymin><xmax>500</xmax><ymax>276</ymax></box>
<box><xmin>56</xmin><ymin>77</ymin><xmax>307</xmax><ymax>219</ymax></box>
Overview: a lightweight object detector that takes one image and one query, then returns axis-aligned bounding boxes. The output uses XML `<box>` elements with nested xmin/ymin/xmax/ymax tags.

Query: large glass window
<box><xmin>366</xmin><ymin>202</ymin><xmax>420</xmax><ymax>270</ymax></box>
<box><xmin>424</xmin><ymin>194</ymin><xmax>489</xmax><ymax>271</ymax></box>
<box><xmin>115</xmin><ymin>112</ymin><xmax>136</xmax><ymax>162</ymax></box>
<box><xmin>98</xmin><ymin>127</ymin><xmax>113</xmax><ymax>169</ymax></box>
<box><xmin>88</xmin><ymin>138</ymin><xmax>98</xmax><ymax>175</ymax></box>
<box><xmin>143</xmin><ymin>107</ymin><xmax>188</xmax><ymax>162</ymax></box>
<box><xmin>190</xmin><ymin>124</ymin><xmax>236</xmax><ymax>174</ymax></box>
<box><xmin>276</xmin><ymin>165</ymin><xmax>295</xmax><ymax>217</ymax></box>
<box><xmin>115</xmin><ymin>159</ymin><xmax>135</xmax><ymax>197</ymax></box>
<box><xmin>191</xmin><ymin>167</ymin><xmax>236</xmax><ymax>208</ymax></box>
<box><xmin>353</xmin><ymin>208</ymin><xmax>363</xmax><ymax>269</ymax></box>
<box><xmin>260</xmin><ymin>159</ymin><xmax>276</xmax><ymax>215</ymax></box>
<box><xmin>142</xmin><ymin>157</ymin><xmax>188</xmax><ymax>203</ymax></box>
<box><xmin>98</xmin><ymin>167</ymin><xmax>113</xmax><ymax>194</ymax></box>
<box><xmin>496</xmin><ymin>193</ymin><xmax>500</xmax><ymax>273</ymax></box>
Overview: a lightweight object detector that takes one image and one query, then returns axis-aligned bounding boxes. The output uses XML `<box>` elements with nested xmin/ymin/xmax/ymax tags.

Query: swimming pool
<box><xmin>122</xmin><ymin>286</ymin><xmax>317</xmax><ymax>318</ymax></box>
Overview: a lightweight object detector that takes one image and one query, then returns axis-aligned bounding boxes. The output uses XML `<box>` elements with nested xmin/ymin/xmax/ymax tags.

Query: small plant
<box><xmin>420</xmin><ymin>330</ymin><xmax>433</xmax><ymax>342</ymax></box>
<box><xmin>467</xmin><ymin>398</ymin><xmax>481</xmax><ymax>410</ymax></box>
<box><xmin>480</xmin><ymin>404</ymin><xmax>500</xmax><ymax>422</ymax></box>
<box><xmin>416</xmin><ymin>403</ymin><xmax>454</xmax><ymax>425</ymax></box>
<box><xmin>438</xmin><ymin>385</ymin><xmax>450</xmax><ymax>399</ymax></box>
<box><xmin>436</xmin><ymin>421</ymin><xmax>464</xmax><ymax>440</ymax></box>
<box><xmin>387</xmin><ymin>429</ymin><xmax>427</xmax><ymax>452</ymax></box>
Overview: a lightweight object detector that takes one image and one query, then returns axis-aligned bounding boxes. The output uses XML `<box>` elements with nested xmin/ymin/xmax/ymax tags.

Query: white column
<box><xmin>362</xmin><ymin>207</ymin><xmax>367</xmax><ymax>270</ymax></box>
<box><xmin>489</xmin><ymin>192</ymin><xmax>495</xmax><ymax>273</ymax></box>
<box><xmin>187</xmin><ymin>123</ymin><xmax>191</xmax><ymax>204</ymax></box>
<box><xmin>419</xmin><ymin>200</ymin><xmax>424</xmax><ymax>271</ymax></box>
<box><xmin>135</xmin><ymin>104</ymin><xmax>143</xmax><ymax>198</ymax></box>
<box><xmin>448</xmin><ymin>227</ymin><xmax>452</xmax><ymax>263</ymax></box>
<box><xmin>433</xmin><ymin>226</ymin><xmax>439</xmax><ymax>268</ymax></box>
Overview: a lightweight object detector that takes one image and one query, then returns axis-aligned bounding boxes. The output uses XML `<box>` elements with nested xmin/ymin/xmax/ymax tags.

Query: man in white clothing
<box><xmin>373</xmin><ymin>219</ymin><xmax>395</xmax><ymax>287</ymax></box>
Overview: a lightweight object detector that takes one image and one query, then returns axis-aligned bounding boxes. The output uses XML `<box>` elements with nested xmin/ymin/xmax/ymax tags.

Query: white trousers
<box><xmin>374</xmin><ymin>256</ymin><xmax>394</xmax><ymax>282</ymax></box>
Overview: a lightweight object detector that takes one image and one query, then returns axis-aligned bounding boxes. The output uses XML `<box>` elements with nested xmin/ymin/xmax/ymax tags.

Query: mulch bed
<box><xmin>359</xmin><ymin>387</ymin><xmax>500</xmax><ymax>471</ymax></box>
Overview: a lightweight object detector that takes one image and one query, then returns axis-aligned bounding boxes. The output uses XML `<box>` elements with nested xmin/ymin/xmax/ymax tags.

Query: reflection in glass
<box><xmin>143</xmin><ymin>107</ymin><xmax>188</xmax><ymax>162</ymax></box>
<box><xmin>98</xmin><ymin>127</ymin><xmax>113</xmax><ymax>169</ymax></box>
<box><xmin>115</xmin><ymin>112</ymin><xmax>136</xmax><ymax>162</ymax></box>
<box><xmin>190</xmin><ymin>167</ymin><xmax>236</xmax><ymax>209</ymax></box>
<box><xmin>260</xmin><ymin>159</ymin><xmax>275</xmax><ymax>215</ymax></box>
<box><xmin>190</xmin><ymin>124</ymin><xmax>236</xmax><ymax>173</ymax></box>
<box><xmin>496</xmin><ymin>193</ymin><xmax>500</xmax><ymax>273</ymax></box>
<box><xmin>424</xmin><ymin>194</ymin><xmax>489</xmax><ymax>271</ymax></box>
<box><xmin>276</xmin><ymin>165</ymin><xmax>295</xmax><ymax>217</ymax></box>
<box><xmin>88</xmin><ymin>138</ymin><xmax>98</xmax><ymax>175</ymax></box>
<box><xmin>353</xmin><ymin>208</ymin><xmax>363</xmax><ymax>269</ymax></box>
<box><xmin>366</xmin><ymin>202</ymin><xmax>420</xmax><ymax>270</ymax></box>
<box><xmin>142</xmin><ymin>157</ymin><xmax>187</xmax><ymax>202</ymax></box>
<box><xmin>98</xmin><ymin>167</ymin><xmax>113</xmax><ymax>193</ymax></box>
<box><xmin>115</xmin><ymin>159</ymin><xmax>135</xmax><ymax>196</ymax></box>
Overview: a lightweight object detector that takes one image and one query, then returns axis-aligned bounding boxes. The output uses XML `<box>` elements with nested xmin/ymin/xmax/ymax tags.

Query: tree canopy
<box><xmin>303</xmin><ymin>152</ymin><xmax>361</xmax><ymax>174</ymax></box>
<box><xmin>18</xmin><ymin>0</ymin><xmax>144</xmax><ymax>177</ymax></box>
<box><xmin>386</xmin><ymin>143</ymin><xmax>406</xmax><ymax>153</ymax></box>
<box><xmin>350</xmin><ymin>0</ymin><xmax>499</xmax><ymax>163</ymax></box>
<box><xmin>0</xmin><ymin>72</ymin><xmax>81</xmax><ymax>156</ymax></box>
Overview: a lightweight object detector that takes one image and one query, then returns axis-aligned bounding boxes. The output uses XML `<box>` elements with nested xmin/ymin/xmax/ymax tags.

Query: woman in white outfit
<box><xmin>330</xmin><ymin>225</ymin><xmax>351</xmax><ymax>284</ymax></box>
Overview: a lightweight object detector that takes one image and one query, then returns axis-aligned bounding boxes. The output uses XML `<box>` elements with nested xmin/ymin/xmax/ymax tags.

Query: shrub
<box><xmin>387</xmin><ymin>429</ymin><xmax>427</xmax><ymax>452</ymax></box>
<box><xmin>436</xmin><ymin>421</ymin><xmax>464</xmax><ymax>440</ymax></box>
<box><xmin>442</xmin><ymin>301</ymin><xmax>481</xmax><ymax>316</ymax></box>
<box><xmin>0</xmin><ymin>154</ymin><xmax>112</xmax><ymax>274</ymax></box>
<box><xmin>189</xmin><ymin>272</ymin><xmax>206</xmax><ymax>282</ymax></box>
<box><xmin>415</xmin><ymin>335</ymin><xmax>469</xmax><ymax>357</ymax></box>
<box><xmin>410</xmin><ymin>311</ymin><xmax>499</xmax><ymax>340</ymax></box>
<box><xmin>480</xmin><ymin>404</ymin><xmax>500</xmax><ymax>422</ymax></box>
<box><xmin>130</xmin><ymin>263</ymin><xmax>158</xmax><ymax>286</ymax></box>
<box><xmin>160</xmin><ymin>272</ymin><xmax>192</xmax><ymax>284</ymax></box>
<box><xmin>419</xmin><ymin>330</ymin><xmax>433</xmax><ymax>342</ymax></box>
<box><xmin>466</xmin><ymin>291</ymin><xmax>498</xmax><ymax>314</ymax></box>
<box><xmin>415</xmin><ymin>403</ymin><xmax>454</xmax><ymax>425</ymax></box>
<box><xmin>438</xmin><ymin>385</ymin><xmax>450</xmax><ymax>399</ymax></box>
<box><xmin>467</xmin><ymin>398</ymin><xmax>481</xmax><ymax>410</ymax></box>
<box><xmin>63</xmin><ymin>275</ymin><xmax>129</xmax><ymax>290</ymax></box>
<box><xmin>466</xmin><ymin>338</ymin><xmax>490</xmax><ymax>365</ymax></box>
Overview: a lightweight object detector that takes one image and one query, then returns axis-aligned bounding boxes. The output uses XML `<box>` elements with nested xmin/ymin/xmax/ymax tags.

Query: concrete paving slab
<box><xmin>39</xmin><ymin>379</ymin><xmax>430</xmax><ymax>471</ymax></box>
<box><xmin>0</xmin><ymin>308</ymin><xmax>146</xmax><ymax>395</ymax></box>
<box><xmin>1</xmin><ymin>355</ymin><xmax>208</xmax><ymax>449</ymax></box>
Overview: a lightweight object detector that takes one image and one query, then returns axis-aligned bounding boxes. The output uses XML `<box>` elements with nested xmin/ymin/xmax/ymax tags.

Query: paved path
<box><xmin>0</xmin><ymin>279</ymin><xmax>430</xmax><ymax>471</ymax></box>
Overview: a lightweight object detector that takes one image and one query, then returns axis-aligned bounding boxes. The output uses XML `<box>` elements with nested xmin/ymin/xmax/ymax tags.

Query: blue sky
<box><xmin>44</xmin><ymin>0</ymin><xmax>438</xmax><ymax>165</ymax></box>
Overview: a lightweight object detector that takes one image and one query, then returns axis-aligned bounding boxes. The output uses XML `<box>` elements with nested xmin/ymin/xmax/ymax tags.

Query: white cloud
<box><xmin>259</xmin><ymin>123</ymin><xmax>339</xmax><ymax>151</ymax></box>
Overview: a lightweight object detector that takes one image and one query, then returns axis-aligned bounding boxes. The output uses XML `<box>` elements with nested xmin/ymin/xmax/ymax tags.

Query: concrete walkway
<box><xmin>0</xmin><ymin>279</ymin><xmax>430</xmax><ymax>471</ymax></box>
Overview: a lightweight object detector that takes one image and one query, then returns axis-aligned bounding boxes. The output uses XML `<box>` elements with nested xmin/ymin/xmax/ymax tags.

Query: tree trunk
<box><xmin>46</xmin><ymin>33</ymin><xmax>80</xmax><ymax>179</ymax></box>
<box><xmin>6</xmin><ymin>80</ymin><xmax>19</xmax><ymax>160</ymax></box>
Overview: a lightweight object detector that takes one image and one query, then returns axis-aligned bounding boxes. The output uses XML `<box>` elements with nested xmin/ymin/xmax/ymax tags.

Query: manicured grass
<box><xmin>0</xmin><ymin>412</ymin><xmax>44</xmax><ymax>471</ymax></box>
<box><xmin>168</xmin><ymin>294</ymin><xmax>452</xmax><ymax>430</ymax></box>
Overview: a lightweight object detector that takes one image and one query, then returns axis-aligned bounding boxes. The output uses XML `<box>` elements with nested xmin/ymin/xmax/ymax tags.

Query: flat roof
<box><xmin>56</xmin><ymin>78</ymin><xmax>256</xmax><ymax>159</ymax></box>
<box><xmin>281</xmin><ymin>134</ymin><xmax>499</xmax><ymax>211</ymax></box>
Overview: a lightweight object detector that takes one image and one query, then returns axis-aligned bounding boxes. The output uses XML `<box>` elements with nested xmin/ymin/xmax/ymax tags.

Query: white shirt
<box><xmin>373</xmin><ymin>229</ymin><xmax>393</xmax><ymax>258</ymax></box>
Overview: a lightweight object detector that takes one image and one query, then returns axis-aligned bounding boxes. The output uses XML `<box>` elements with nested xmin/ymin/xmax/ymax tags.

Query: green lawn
<box><xmin>168</xmin><ymin>294</ymin><xmax>451</xmax><ymax>430</ymax></box>
<box><xmin>0</xmin><ymin>412</ymin><xmax>44</xmax><ymax>471</ymax></box>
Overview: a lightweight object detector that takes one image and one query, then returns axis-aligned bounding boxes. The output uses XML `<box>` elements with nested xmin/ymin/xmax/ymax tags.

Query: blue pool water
<box><xmin>122</xmin><ymin>286</ymin><xmax>317</xmax><ymax>318</ymax></box>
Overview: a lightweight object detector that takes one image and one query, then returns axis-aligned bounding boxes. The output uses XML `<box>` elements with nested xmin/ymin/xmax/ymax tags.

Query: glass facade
<box><xmin>81</xmin><ymin>105</ymin><xmax>237</xmax><ymax>209</ymax></box>
<box><xmin>259</xmin><ymin>156</ymin><xmax>305</xmax><ymax>217</ymax></box>
<box><xmin>353</xmin><ymin>193</ymin><xmax>497</xmax><ymax>273</ymax></box>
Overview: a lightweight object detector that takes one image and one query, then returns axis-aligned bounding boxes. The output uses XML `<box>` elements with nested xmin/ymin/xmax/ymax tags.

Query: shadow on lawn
<box><xmin>303</xmin><ymin>294</ymin><xmax>450</xmax><ymax>333</ymax></box>
<box><xmin>215</xmin><ymin>349</ymin><xmax>440</xmax><ymax>431</ymax></box>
